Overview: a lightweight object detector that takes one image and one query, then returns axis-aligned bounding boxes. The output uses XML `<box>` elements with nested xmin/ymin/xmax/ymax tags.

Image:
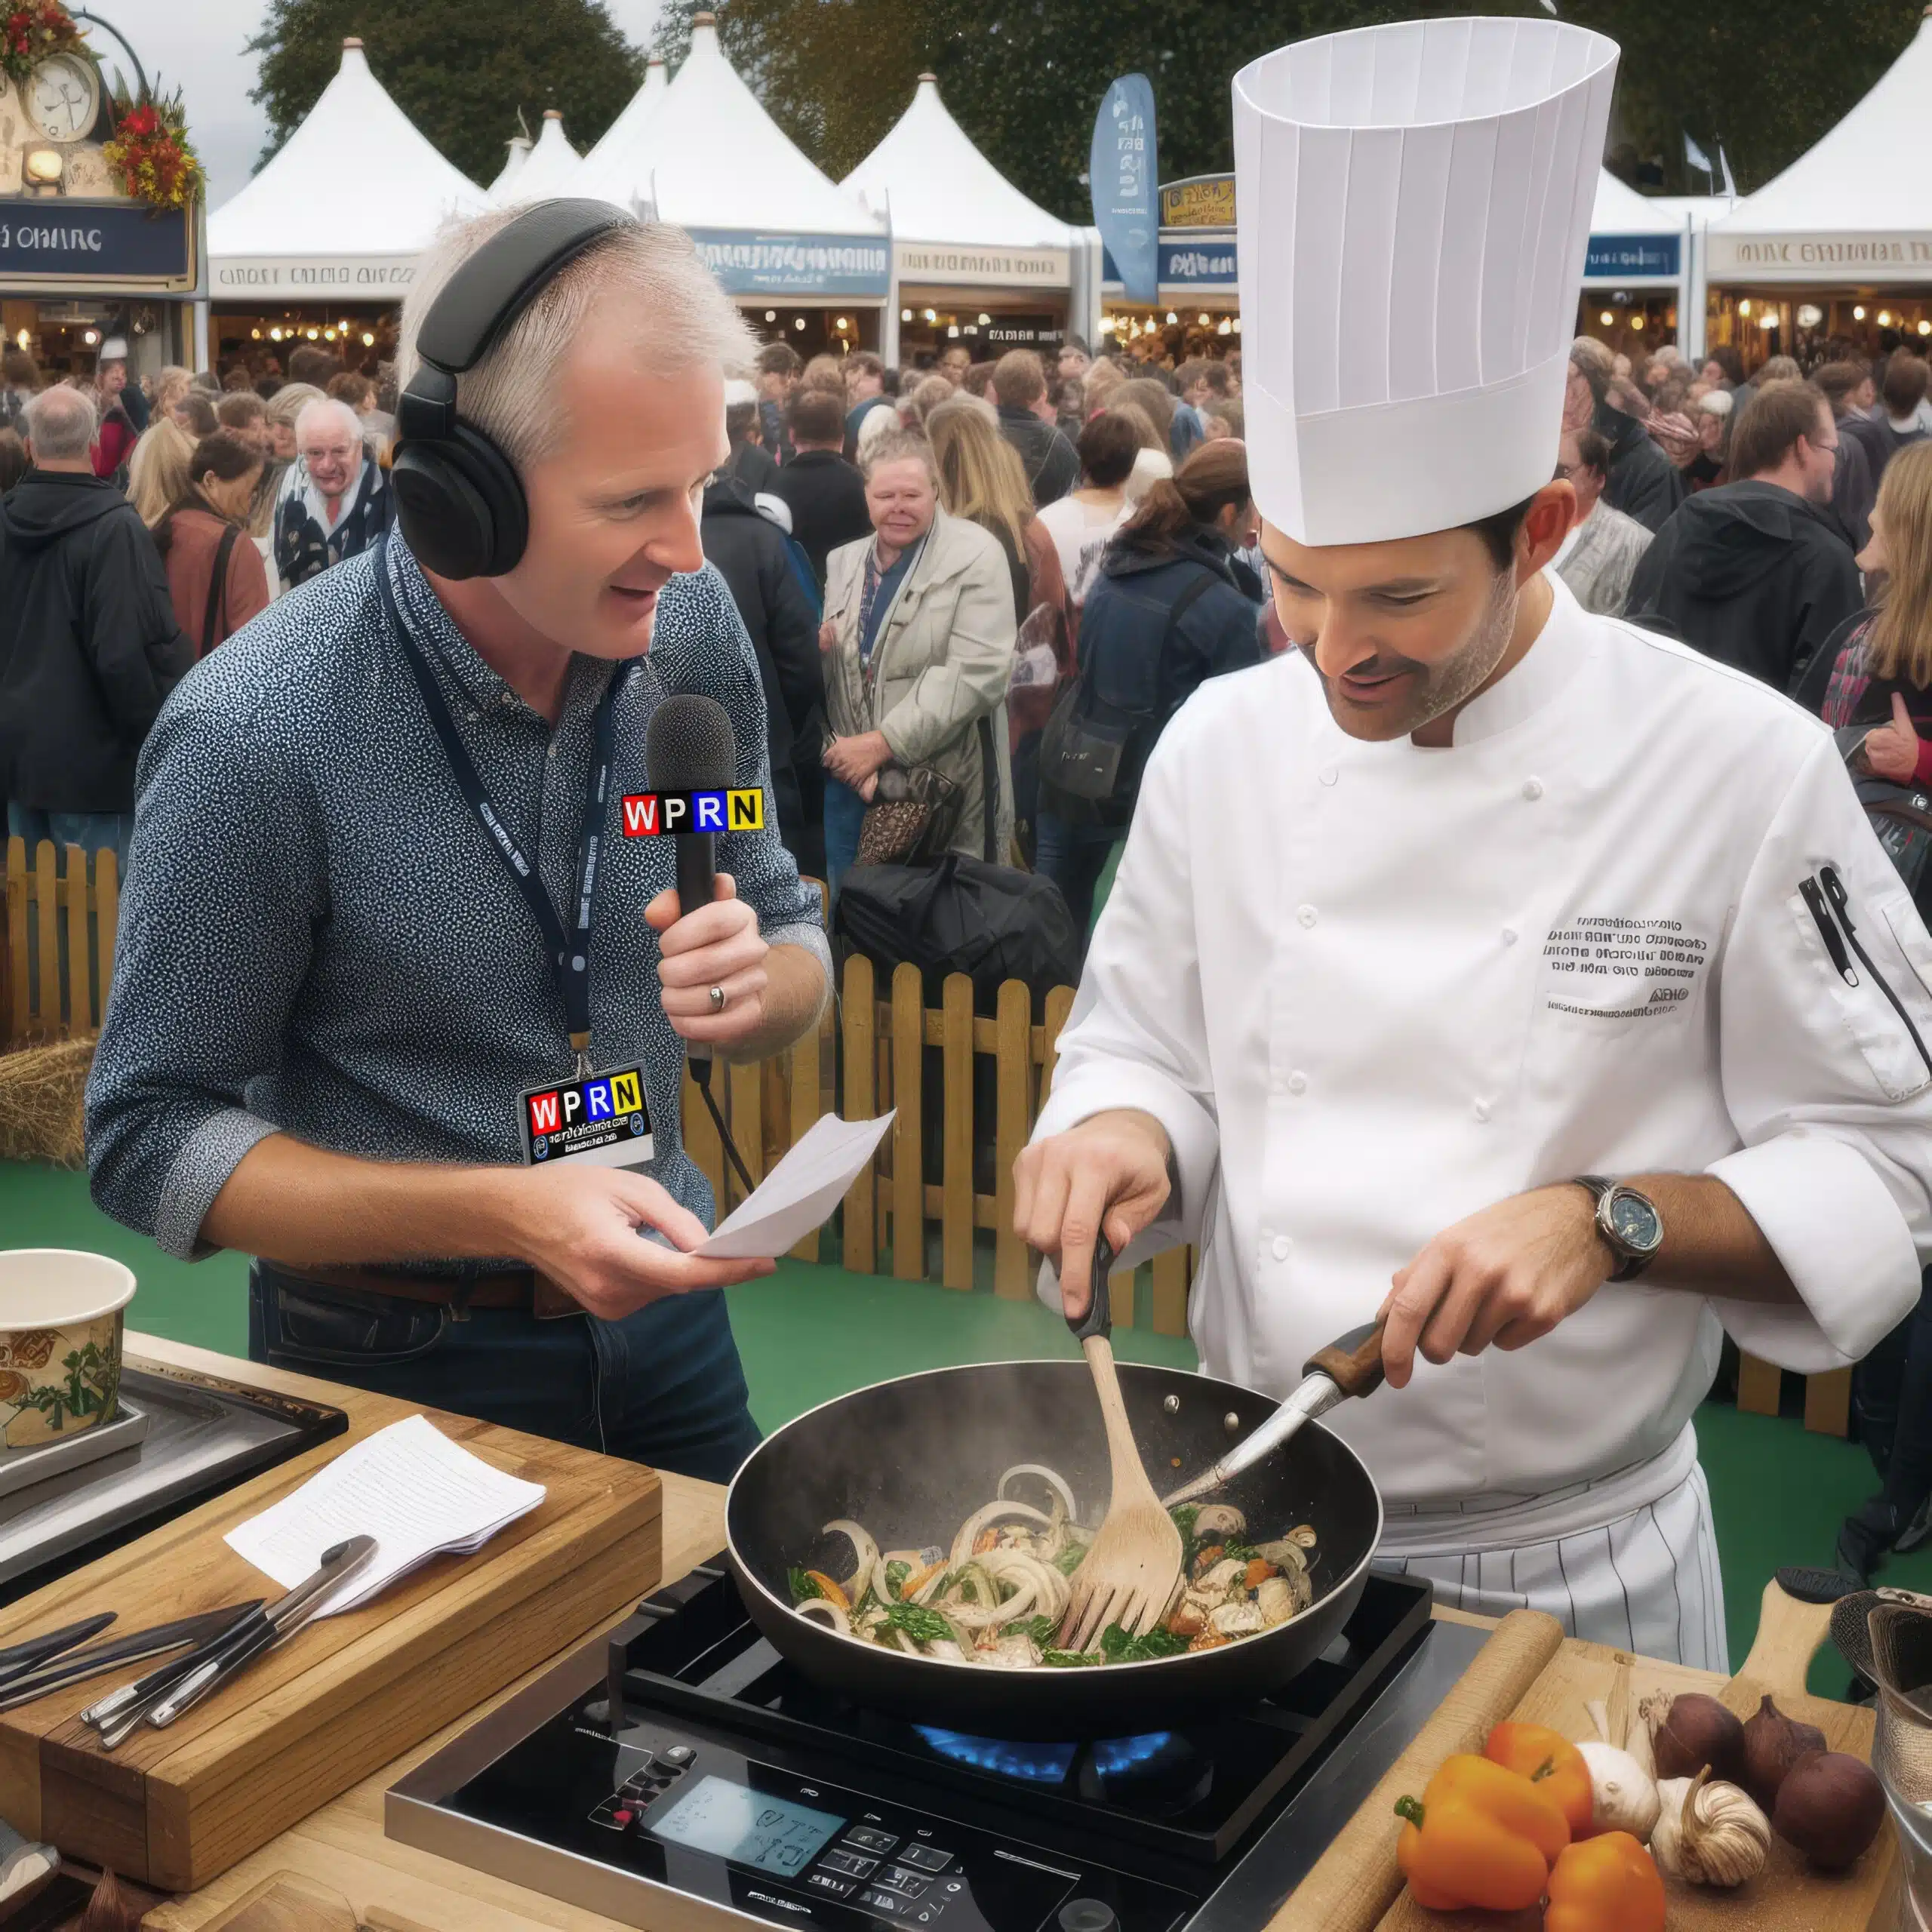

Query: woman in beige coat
<box><xmin>820</xmin><ymin>429</ymin><xmax>1017</xmax><ymax>888</ymax></box>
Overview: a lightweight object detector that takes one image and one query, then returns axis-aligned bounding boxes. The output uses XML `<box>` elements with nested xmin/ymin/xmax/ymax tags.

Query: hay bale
<box><xmin>0</xmin><ymin>1035</ymin><xmax>97</xmax><ymax>1168</ymax></box>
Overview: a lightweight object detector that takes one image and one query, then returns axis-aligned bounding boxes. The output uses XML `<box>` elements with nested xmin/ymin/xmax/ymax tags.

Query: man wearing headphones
<box><xmin>85</xmin><ymin>205</ymin><xmax>832</xmax><ymax>1481</ymax></box>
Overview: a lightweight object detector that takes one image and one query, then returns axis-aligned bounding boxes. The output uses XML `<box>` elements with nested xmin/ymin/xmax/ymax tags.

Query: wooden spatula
<box><xmin>1057</xmin><ymin>1235</ymin><xmax>1186</xmax><ymax>1654</ymax></box>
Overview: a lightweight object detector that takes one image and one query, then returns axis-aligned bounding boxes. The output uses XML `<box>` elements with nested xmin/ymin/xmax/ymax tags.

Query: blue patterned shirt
<box><xmin>86</xmin><ymin>537</ymin><xmax>830</xmax><ymax>1262</ymax></box>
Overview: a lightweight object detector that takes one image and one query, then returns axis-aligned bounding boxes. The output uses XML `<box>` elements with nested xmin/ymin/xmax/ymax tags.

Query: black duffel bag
<box><xmin>832</xmin><ymin>854</ymin><xmax>1081</xmax><ymax>1016</ymax></box>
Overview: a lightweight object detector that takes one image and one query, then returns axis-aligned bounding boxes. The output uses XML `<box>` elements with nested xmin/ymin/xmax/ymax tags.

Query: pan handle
<box><xmin>1303</xmin><ymin>1318</ymin><xmax>1387</xmax><ymax>1401</ymax></box>
<box><xmin>1064</xmin><ymin>1234</ymin><xmax>1118</xmax><ymax>1345</ymax></box>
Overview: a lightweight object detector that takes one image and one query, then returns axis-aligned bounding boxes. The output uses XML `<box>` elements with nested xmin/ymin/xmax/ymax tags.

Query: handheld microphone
<box><xmin>645</xmin><ymin>692</ymin><xmax>736</xmax><ymax>925</ymax></box>
<box><xmin>645</xmin><ymin>693</ymin><xmax>738</xmax><ymax>1069</ymax></box>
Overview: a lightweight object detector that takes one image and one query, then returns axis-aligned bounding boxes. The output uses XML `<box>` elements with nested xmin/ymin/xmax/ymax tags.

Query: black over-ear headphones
<box><xmin>392</xmin><ymin>198</ymin><xmax>638</xmax><ymax>580</ymax></box>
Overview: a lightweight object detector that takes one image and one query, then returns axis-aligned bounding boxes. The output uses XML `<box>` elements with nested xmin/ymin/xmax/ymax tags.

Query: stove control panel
<box><xmin>576</xmin><ymin>1722</ymin><xmax>1191</xmax><ymax>1932</ymax></box>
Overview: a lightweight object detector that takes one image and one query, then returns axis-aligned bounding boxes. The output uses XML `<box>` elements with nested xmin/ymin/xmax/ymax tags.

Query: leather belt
<box><xmin>278</xmin><ymin>1263</ymin><xmax>581</xmax><ymax>1321</ymax></box>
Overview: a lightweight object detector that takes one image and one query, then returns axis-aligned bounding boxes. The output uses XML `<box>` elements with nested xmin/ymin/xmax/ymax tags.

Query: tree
<box><xmin>248</xmin><ymin>0</ymin><xmax>645</xmax><ymax>185</ymax></box>
<box><xmin>651</xmin><ymin>0</ymin><xmax>1921</xmax><ymax>220</ymax></box>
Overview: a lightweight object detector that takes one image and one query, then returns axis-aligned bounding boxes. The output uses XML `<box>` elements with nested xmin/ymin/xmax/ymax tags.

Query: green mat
<box><xmin>3</xmin><ymin>1158</ymin><xmax>1918</xmax><ymax>1687</ymax></box>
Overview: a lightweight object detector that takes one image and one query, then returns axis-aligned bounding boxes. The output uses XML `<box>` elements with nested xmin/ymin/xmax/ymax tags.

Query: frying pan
<box><xmin>726</xmin><ymin>1245</ymin><xmax>1385</xmax><ymax>1739</ymax></box>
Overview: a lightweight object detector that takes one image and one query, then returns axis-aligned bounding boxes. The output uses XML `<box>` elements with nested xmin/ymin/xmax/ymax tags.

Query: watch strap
<box><xmin>1572</xmin><ymin>1174</ymin><xmax>1654</xmax><ymax>1282</ymax></box>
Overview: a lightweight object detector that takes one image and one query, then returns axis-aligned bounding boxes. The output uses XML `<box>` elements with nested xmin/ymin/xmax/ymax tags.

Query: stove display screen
<box><xmin>651</xmin><ymin>1774</ymin><xmax>845</xmax><ymax>1878</ymax></box>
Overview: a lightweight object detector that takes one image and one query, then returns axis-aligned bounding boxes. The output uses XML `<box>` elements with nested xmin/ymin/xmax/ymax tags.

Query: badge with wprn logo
<box><xmin>518</xmin><ymin>1065</ymin><xmax>654</xmax><ymax>1168</ymax></box>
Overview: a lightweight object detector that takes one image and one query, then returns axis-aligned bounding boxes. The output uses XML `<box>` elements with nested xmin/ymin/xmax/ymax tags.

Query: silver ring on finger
<box><xmin>709</xmin><ymin>984</ymin><xmax>728</xmax><ymax>1013</ymax></box>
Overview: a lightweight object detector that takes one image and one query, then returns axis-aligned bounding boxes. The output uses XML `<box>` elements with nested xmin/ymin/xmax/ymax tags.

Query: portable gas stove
<box><xmin>389</xmin><ymin>1558</ymin><xmax>1483</xmax><ymax>1932</ymax></box>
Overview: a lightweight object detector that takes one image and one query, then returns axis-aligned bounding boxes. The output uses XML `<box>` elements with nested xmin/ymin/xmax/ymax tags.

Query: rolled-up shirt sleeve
<box><xmin>85</xmin><ymin>672</ymin><xmax>324</xmax><ymax>1260</ymax></box>
<box><xmin>1709</xmin><ymin>734</ymin><xmax>1932</xmax><ymax>1369</ymax></box>
<box><xmin>1029</xmin><ymin>717</ymin><xmax>1220</xmax><ymax>1253</ymax></box>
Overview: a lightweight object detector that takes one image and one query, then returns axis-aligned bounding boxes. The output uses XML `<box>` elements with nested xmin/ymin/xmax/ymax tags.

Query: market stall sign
<box><xmin>686</xmin><ymin>230</ymin><xmax>889</xmax><ymax>298</ymax></box>
<box><xmin>1160</xmin><ymin>174</ymin><xmax>1234</xmax><ymax>229</ymax></box>
<box><xmin>980</xmin><ymin>315</ymin><xmax>1065</xmax><ymax>348</ymax></box>
<box><xmin>0</xmin><ymin>198</ymin><xmax>193</xmax><ymax>291</ymax></box>
<box><xmin>1585</xmin><ymin>233</ymin><xmax>1681</xmax><ymax>280</ymax></box>
<box><xmin>1706</xmin><ymin>229</ymin><xmax>1932</xmax><ymax>282</ymax></box>
<box><xmin>213</xmin><ymin>255</ymin><xmax>418</xmax><ymax>293</ymax></box>
<box><xmin>1103</xmin><ymin>235</ymin><xmax>1238</xmax><ymax>291</ymax></box>
<box><xmin>895</xmin><ymin>242</ymin><xmax>1070</xmax><ymax>288</ymax></box>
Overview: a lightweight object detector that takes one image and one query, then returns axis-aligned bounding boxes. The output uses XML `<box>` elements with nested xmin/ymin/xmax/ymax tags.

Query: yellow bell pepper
<box><xmin>1544</xmin><ymin>1830</ymin><xmax>1666</xmax><ymax>1932</ymax></box>
<box><xmin>1483</xmin><ymin>1719</ymin><xmax>1596</xmax><ymax>1838</ymax></box>
<box><xmin>1394</xmin><ymin>1752</ymin><xmax>1572</xmax><ymax>1912</ymax></box>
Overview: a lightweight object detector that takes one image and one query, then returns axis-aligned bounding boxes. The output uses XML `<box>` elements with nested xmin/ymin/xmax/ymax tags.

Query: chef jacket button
<box><xmin>1472</xmin><ymin>1098</ymin><xmax>1492</xmax><ymax>1122</ymax></box>
<box><xmin>1297</xmin><ymin>904</ymin><xmax>1318</xmax><ymax>928</ymax></box>
<box><xmin>1318</xmin><ymin>766</ymin><xmax>1338</xmax><ymax>786</ymax></box>
<box><xmin>1271</xmin><ymin>1235</ymin><xmax>1291</xmax><ymax>1261</ymax></box>
<box><xmin>1501</xmin><ymin>927</ymin><xmax>1518</xmax><ymax>946</ymax></box>
<box><xmin>1287</xmin><ymin>1071</ymin><xmax>1308</xmax><ymax>1095</ymax></box>
<box><xmin>1521</xmin><ymin>777</ymin><xmax>1545</xmax><ymax>801</ymax></box>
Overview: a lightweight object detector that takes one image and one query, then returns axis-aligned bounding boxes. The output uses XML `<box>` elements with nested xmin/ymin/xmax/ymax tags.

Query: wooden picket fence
<box><xmin>3</xmin><ymin>838</ymin><xmax>118</xmax><ymax>1044</ymax></box>
<box><xmin>0</xmin><ymin>833</ymin><xmax>1866</xmax><ymax>1400</ymax></box>
<box><xmin>680</xmin><ymin>949</ymin><xmax>1194</xmax><ymax>1335</ymax></box>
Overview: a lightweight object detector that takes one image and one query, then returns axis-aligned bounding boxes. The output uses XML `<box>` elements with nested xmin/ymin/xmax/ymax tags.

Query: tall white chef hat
<box><xmin>1233</xmin><ymin>17</ymin><xmax>1618</xmax><ymax>547</ymax></box>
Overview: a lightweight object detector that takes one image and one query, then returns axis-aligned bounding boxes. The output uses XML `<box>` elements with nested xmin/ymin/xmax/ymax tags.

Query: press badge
<box><xmin>520</xmin><ymin>1066</ymin><xmax>655</xmax><ymax>1168</ymax></box>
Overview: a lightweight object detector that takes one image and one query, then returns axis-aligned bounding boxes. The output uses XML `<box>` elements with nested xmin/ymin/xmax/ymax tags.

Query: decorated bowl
<box><xmin>0</xmin><ymin>1251</ymin><xmax>136</xmax><ymax>1452</ymax></box>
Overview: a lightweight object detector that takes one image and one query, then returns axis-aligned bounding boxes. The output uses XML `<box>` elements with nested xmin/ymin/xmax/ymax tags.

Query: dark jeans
<box><xmin>249</xmin><ymin>1263</ymin><xmax>762</xmax><ymax>1484</ymax></box>
<box><xmin>824</xmin><ymin>773</ymin><xmax>866</xmax><ymax>897</ymax></box>
<box><xmin>7</xmin><ymin>803</ymin><xmax>136</xmax><ymax>868</ymax></box>
<box><xmin>1034</xmin><ymin>810</ymin><xmax>1122</xmax><ymax>942</ymax></box>
<box><xmin>1845</xmin><ymin>1264</ymin><xmax>1932</xmax><ymax>1550</ymax></box>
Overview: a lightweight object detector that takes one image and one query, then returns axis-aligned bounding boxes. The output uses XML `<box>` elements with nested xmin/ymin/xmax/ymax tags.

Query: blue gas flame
<box><xmin>1089</xmin><ymin>1732</ymin><xmax>1180</xmax><ymax>1777</ymax></box>
<box><xmin>911</xmin><ymin>1728</ymin><xmax>1078</xmax><ymax>1781</ymax></box>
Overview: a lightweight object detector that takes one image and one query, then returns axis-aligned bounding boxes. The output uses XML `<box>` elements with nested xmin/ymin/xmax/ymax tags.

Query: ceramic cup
<box><xmin>0</xmin><ymin>1251</ymin><xmax>136</xmax><ymax>1451</ymax></box>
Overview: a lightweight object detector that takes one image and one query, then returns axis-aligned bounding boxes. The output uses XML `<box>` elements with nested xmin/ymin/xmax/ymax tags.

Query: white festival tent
<box><xmin>568</xmin><ymin>14</ymin><xmax>888</xmax><ymax>324</ymax></box>
<box><xmin>1707</xmin><ymin>9</ymin><xmax>1932</xmax><ymax>285</ymax></box>
<box><xmin>573</xmin><ymin>57</ymin><xmax>666</xmax><ymax>186</ymax></box>
<box><xmin>208</xmin><ymin>39</ymin><xmax>486</xmax><ymax>306</ymax></box>
<box><xmin>844</xmin><ymin>75</ymin><xmax>1102</xmax><ymax>360</ymax></box>
<box><xmin>487</xmin><ymin>134</ymin><xmax>531</xmax><ymax>199</ymax></box>
<box><xmin>493</xmin><ymin>110</ymin><xmax>580</xmax><ymax>208</ymax></box>
<box><xmin>1586</xmin><ymin>169</ymin><xmax>1725</xmax><ymax>357</ymax></box>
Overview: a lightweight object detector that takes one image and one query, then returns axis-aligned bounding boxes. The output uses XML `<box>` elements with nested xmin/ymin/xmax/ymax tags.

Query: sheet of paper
<box><xmin>224</xmin><ymin>1414</ymin><xmax>547</xmax><ymax>1617</ymax></box>
<box><xmin>695</xmin><ymin>1109</ymin><xmax>896</xmax><ymax>1258</ymax></box>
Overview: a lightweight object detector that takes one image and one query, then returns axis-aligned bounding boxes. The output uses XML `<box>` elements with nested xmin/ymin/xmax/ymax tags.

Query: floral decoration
<box><xmin>102</xmin><ymin>87</ymin><xmax>205</xmax><ymax>212</ymax></box>
<box><xmin>1</xmin><ymin>0</ymin><xmax>84</xmax><ymax>87</ymax></box>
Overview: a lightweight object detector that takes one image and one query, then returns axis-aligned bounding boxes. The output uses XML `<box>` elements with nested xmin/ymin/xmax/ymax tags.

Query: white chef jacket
<box><xmin>1035</xmin><ymin>576</ymin><xmax>1932</xmax><ymax>1535</ymax></box>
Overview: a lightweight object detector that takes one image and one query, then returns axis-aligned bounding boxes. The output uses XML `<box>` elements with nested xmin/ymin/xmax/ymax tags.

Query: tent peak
<box><xmin>342</xmin><ymin>35</ymin><xmax>363</xmax><ymax>49</ymax></box>
<box><xmin>918</xmin><ymin>71</ymin><xmax>937</xmax><ymax>85</ymax></box>
<box><xmin>542</xmin><ymin>108</ymin><xmax>562</xmax><ymax>122</ymax></box>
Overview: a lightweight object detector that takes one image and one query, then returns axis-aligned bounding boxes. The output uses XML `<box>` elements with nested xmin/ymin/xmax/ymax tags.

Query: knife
<box><xmin>143</xmin><ymin>1534</ymin><xmax>379</xmax><ymax>1732</ymax></box>
<box><xmin>1161</xmin><ymin>1318</ymin><xmax>1387</xmax><ymax>1509</ymax></box>
<box><xmin>0</xmin><ymin>1604</ymin><xmax>263</xmax><ymax>1713</ymax></box>
<box><xmin>0</xmin><ymin>1613</ymin><xmax>116</xmax><ymax>1692</ymax></box>
<box><xmin>89</xmin><ymin>1536</ymin><xmax>377</xmax><ymax>1746</ymax></box>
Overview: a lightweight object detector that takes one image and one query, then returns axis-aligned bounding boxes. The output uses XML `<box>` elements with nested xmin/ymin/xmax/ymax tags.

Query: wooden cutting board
<box><xmin>1364</xmin><ymin>1582</ymin><xmax>1898</xmax><ymax>1932</ymax></box>
<box><xmin>0</xmin><ymin>1352</ymin><xmax>661</xmax><ymax>1894</ymax></box>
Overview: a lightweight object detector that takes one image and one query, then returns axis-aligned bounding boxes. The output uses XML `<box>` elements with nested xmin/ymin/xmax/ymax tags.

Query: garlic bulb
<box><xmin>1576</xmin><ymin>1739</ymin><xmax>1661</xmax><ymax>1841</ymax></box>
<box><xmin>1652</xmin><ymin>1767</ymin><xmax>1772</xmax><ymax>1887</ymax></box>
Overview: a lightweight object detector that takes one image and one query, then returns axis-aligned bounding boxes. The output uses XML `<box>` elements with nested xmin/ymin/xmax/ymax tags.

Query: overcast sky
<box><xmin>98</xmin><ymin>0</ymin><xmax>664</xmax><ymax>208</ymax></box>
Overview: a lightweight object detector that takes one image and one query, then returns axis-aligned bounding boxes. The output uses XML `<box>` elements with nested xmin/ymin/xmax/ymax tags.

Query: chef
<box><xmin>1014</xmin><ymin>15</ymin><xmax>1932</xmax><ymax>1670</ymax></box>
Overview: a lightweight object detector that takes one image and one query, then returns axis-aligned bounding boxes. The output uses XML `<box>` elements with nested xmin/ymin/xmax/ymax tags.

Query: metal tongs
<box><xmin>1162</xmin><ymin>1317</ymin><xmax>1388</xmax><ymax>1509</ymax></box>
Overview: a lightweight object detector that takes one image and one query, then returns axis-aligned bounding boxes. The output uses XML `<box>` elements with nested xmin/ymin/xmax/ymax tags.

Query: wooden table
<box><xmin>128</xmin><ymin>1345</ymin><xmax>1897</xmax><ymax>1932</ymax></box>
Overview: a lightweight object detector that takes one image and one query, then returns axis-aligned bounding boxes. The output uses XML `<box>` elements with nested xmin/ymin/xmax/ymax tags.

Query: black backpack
<box><xmin>1834</xmin><ymin>726</ymin><xmax>1932</xmax><ymax>922</ymax></box>
<box><xmin>832</xmin><ymin>853</ymin><xmax>1081</xmax><ymax>1016</ymax></box>
<box><xmin>1037</xmin><ymin>568</ymin><xmax>1220</xmax><ymax>824</ymax></box>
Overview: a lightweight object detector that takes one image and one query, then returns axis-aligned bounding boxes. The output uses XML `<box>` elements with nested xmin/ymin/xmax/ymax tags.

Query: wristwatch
<box><xmin>1573</xmin><ymin>1176</ymin><xmax>1664</xmax><ymax>1281</ymax></box>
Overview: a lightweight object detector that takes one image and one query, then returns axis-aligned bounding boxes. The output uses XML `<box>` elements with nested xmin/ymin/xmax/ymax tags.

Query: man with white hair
<box><xmin>88</xmin><ymin>203</ymin><xmax>832</xmax><ymax>1482</ymax></box>
<box><xmin>0</xmin><ymin>384</ymin><xmax>192</xmax><ymax>866</ymax></box>
<box><xmin>272</xmin><ymin>393</ymin><xmax>392</xmax><ymax>589</ymax></box>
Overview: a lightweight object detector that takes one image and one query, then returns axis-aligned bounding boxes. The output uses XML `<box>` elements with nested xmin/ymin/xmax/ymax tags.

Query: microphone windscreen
<box><xmin>647</xmin><ymin>693</ymin><xmax>737</xmax><ymax>794</ymax></box>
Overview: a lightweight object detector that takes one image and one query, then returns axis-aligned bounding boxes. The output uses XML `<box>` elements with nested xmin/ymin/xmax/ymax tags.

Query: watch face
<box><xmin>1608</xmin><ymin>1189</ymin><xmax>1663</xmax><ymax>1254</ymax></box>
<box><xmin>27</xmin><ymin>54</ymin><xmax>99</xmax><ymax>142</ymax></box>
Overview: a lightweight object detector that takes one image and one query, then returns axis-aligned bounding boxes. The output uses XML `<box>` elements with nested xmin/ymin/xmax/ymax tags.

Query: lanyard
<box><xmin>374</xmin><ymin>539</ymin><xmax>626</xmax><ymax>1078</ymax></box>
